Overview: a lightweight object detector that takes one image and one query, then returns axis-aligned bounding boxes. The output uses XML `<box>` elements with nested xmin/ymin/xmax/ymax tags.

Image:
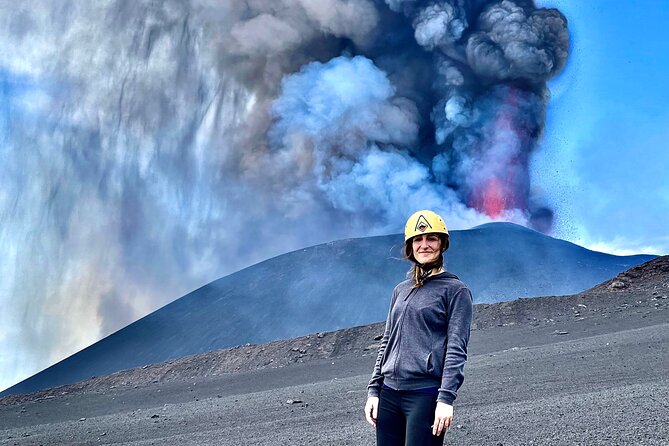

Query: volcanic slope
<box><xmin>1</xmin><ymin>223</ymin><xmax>655</xmax><ymax>398</ymax></box>
<box><xmin>1</xmin><ymin>257</ymin><xmax>668</xmax><ymax>445</ymax></box>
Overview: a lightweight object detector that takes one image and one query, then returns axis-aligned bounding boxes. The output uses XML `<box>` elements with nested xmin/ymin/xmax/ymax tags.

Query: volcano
<box><xmin>1</xmin><ymin>222</ymin><xmax>654</xmax><ymax>397</ymax></box>
<box><xmin>1</xmin><ymin>257</ymin><xmax>666</xmax><ymax>445</ymax></box>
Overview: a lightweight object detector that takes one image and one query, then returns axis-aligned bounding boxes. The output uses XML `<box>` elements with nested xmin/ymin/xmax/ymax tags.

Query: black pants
<box><xmin>376</xmin><ymin>387</ymin><xmax>445</xmax><ymax>446</ymax></box>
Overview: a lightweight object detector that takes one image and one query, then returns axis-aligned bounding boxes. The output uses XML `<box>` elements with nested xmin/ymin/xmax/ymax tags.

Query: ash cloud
<box><xmin>0</xmin><ymin>0</ymin><xmax>568</xmax><ymax>390</ymax></box>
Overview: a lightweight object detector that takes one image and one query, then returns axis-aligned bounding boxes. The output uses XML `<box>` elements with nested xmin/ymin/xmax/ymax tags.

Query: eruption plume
<box><xmin>0</xmin><ymin>0</ymin><xmax>568</xmax><ymax>390</ymax></box>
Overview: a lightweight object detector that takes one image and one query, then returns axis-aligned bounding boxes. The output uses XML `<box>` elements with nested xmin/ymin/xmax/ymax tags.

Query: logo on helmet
<box><xmin>415</xmin><ymin>215</ymin><xmax>432</xmax><ymax>233</ymax></box>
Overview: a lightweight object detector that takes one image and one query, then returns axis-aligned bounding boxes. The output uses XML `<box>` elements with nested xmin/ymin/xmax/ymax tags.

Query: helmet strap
<box><xmin>417</xmin><ymin>267</ymin><xmax>433</xmax><ymax>284</ymax></box>
<box><xmin>415</xmin><ymin>255</ymin><xmax>444</xmax><ymax>283</ymax></box>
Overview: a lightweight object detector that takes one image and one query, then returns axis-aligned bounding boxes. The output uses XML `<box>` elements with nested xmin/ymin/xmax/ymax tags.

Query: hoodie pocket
<box><xmin>426</xmin><ymin>352</ymin><xmax>434</xmax><ymax>374</ymax></box>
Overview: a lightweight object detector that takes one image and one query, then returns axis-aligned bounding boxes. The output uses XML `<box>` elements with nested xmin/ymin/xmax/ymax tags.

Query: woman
<box><xmin>364</xmin><ymin>210</ymin><xmax>473</xmax><ymax>445</ymax></box>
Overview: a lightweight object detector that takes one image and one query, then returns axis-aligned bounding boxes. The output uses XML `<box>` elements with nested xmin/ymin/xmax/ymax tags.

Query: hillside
<box><xmin>1</xmin><ymin>223</ymin><xmax>655</xmax><ymax>397</ymax></box>
<box><xmin>3</xmin><ymin>256</ymin><xmax>666</xmax><ymax>405</ymax></box>
<box><xmin>1</xmin><ymin>257</ymin><xmax>667</xmax><ymax>445</ymax></box>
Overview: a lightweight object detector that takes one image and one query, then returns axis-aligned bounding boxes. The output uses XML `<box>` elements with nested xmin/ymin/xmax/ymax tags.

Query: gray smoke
<box><xmin>0</xmin><ymin>0</ymin><xmax>568</xmax><ymax>390</ymax></box>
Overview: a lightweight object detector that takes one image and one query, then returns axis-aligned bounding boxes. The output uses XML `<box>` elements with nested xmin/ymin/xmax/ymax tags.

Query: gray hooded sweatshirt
<box><xmin>367</xmin><ymin>271</ymin><xmax>473</xmax><ymax>405</ymax></box>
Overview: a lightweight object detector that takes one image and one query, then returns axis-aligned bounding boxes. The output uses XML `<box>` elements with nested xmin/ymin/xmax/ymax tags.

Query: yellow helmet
<box><xmin>404</xmin><ymin>210</ymin><xmax>449</xmax><ymax>242</ymax></box>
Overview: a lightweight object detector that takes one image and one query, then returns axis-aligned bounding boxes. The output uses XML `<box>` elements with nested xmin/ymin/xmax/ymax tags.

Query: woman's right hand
<box><xmin>364</xmin><ymin>396</ymin><xmax>379</xmax><ymax>427</ymax></box>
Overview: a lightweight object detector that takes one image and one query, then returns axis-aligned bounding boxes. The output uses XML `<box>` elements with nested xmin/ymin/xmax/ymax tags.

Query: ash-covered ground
<box><xmin>1</xmin><ymin>257</ymin><xmax>668</xmax><ymax>445</ymax></box>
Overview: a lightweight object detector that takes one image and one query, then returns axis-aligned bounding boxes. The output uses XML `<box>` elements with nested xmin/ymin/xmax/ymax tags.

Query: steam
<box><xmin>0</xmin><ymin>0</ymin><xmax>568</xmax><ymax>390</ymax></box>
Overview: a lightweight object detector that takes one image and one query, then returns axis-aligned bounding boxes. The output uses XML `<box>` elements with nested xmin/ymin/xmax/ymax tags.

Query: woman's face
<box><xmin>411</xmin><ymin>233</ymin><xmax>442</xmax><ymax>265</ymax></box>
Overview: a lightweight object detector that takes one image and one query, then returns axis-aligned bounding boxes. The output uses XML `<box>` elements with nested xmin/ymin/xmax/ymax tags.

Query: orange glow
<box><xmin>467</xmin><ymin>87</ymin><xmax>527</xmax><ymax>218</ymax></box>
<box><xmin>472</xmin><ymin>178</ymin><xmax>508</xmax><ymax>218</ymax></box>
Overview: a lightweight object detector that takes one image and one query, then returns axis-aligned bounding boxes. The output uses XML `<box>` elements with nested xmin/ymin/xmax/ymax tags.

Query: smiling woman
<box><xmin>403</xmin><ymin>211</ymin><xmax>451</xmax><ymax>288</ymax></box>
<box><xmin>412</xmin><ymin>234</ymin><xmax>443</xmax><ymax>265</ymax></box>
<box><xmin>365</xmin><ymin>210</ymin><xmax>473</xmax><ymax>446</ymax></box>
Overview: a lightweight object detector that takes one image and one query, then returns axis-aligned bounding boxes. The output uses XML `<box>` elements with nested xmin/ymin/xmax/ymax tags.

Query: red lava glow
<box><xmin>473</xmin><ymin>178</ymin><xmax>507</xmax><ymax>218</ymax></box>
<box><xmin>468</xmin><ymin>87</ymin><xmax>528</xmax><ymax>219</ymax></box>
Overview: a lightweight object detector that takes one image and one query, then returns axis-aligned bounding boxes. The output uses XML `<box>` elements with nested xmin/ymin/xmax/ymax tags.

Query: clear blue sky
<box><xmin>534</xmin><ymin>0</ymin><xmax>669</xmax><ymax>254</ymax></box>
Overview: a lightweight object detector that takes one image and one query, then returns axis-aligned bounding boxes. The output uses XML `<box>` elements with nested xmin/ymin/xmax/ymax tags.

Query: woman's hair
<box><xmin>404</xmin><ymin>233</ymin><xmax>449</xmax><ymax>287</ymax></box>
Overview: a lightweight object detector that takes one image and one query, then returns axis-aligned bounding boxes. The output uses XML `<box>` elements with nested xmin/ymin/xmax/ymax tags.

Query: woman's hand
<box><xmin>432</xmin><ymin>402</ymin><xmax>453</xmax><ymax>436</ymax></box>
<box><xmin>364</xmin><ymin>396</ymin><xmax>379</xmax><ymax>427</ymax></box>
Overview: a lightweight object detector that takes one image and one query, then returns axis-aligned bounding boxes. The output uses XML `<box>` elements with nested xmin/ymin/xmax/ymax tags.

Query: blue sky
<box><xmin>535</xmin><ymin>0</ymin><xmax>669</xmax><ymax>255</ymax></box>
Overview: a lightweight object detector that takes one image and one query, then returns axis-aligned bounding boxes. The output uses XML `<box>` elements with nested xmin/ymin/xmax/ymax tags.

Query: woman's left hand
<box><xmin>432</xmin><ymin>402</ymin><xmax>453</xmax><ymax>436</ymax></box>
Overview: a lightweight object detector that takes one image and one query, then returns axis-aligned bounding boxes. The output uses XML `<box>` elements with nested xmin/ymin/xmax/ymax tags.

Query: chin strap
<box><xmin>417</xmin><ymin>260</ymin><xmax>441</xmax><ymax>283</ymax></box>
<box><xmin>417</xmin><ymin>268</ymin><xmax>432</xmax><ymax>284</ymax></box>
